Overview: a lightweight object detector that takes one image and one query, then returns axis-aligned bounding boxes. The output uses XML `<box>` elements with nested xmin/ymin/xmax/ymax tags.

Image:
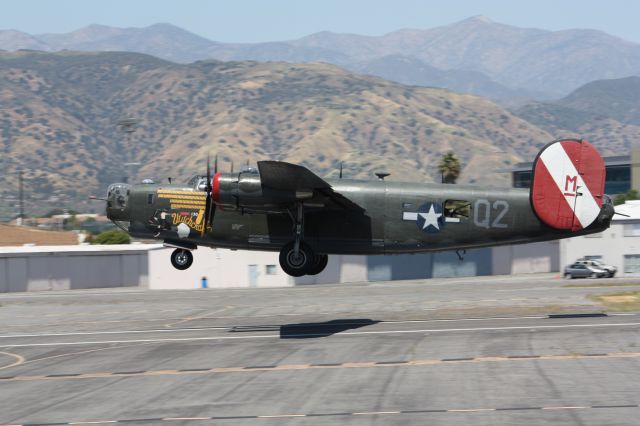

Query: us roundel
<box><xmin>531</xmin><ymin>139</ymin><xmax>605</xmax><ymax>232</ymax></box>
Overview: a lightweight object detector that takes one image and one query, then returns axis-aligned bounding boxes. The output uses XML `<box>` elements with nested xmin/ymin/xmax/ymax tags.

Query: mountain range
<box><xmin>2</xmin><ymin>16</ymin><xmax>640</xmax><ymax>100</ymax></box>
<box><xmin>514</xmin><ymin>76</ymin><xmax>640</xmax><ymax>154</ymax></box>
<box><xmin>0</xmin><ymin>50</ymin><xmax>554</xmax><ymax>219</ymax></box>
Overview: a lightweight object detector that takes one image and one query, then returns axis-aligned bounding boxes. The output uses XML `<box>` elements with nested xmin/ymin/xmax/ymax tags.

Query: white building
<box><xmin>561</xmin><ymin>200</ymin><xmax>640</xmax><ymax>276</ymax></box>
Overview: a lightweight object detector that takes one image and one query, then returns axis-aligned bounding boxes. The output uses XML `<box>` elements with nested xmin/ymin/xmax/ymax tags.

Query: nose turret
<box><xmin>106</xmin><ymin>183</ymin><xmax>131</xmax><ymax>221</ymax></box>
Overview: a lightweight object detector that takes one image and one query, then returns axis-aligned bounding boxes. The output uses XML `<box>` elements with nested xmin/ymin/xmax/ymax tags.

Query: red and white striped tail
<box><xmin>531</xmin><ymin>139</ymin><xmax>606</xmax><ymax>232</ymax></box>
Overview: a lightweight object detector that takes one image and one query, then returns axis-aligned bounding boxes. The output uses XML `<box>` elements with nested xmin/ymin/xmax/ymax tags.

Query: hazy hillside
<box><xmin>292</xmin><ymin>16</ymin><xmax>640</xmax><ymax>97</ymax></box>
<box><xmin>513</xmin><ymin>76</ymin><xmax>640</xmax><ymax>154</ymax></box>
<box><xmin>0</xmin><ymin>51</ymin><xmax>554</xmax><ymax>219</ymax></box>
<box><xmin>348</xmin><ymin>55</ymin><xmax>527</xmax><ymax>100</ymax></box>
<box><xmin>3</xmin><ymin>17</ymin><xmax>640</xmax><ymax>99</ymax></box>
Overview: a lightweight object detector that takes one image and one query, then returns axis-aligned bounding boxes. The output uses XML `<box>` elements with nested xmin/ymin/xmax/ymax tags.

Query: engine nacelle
<box><xmin>212</xmin><ymin>171</ymin><xmax>302</xmax><ymax>209</ymax></box>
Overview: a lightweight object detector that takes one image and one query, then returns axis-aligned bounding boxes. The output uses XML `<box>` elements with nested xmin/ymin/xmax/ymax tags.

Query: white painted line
<box><xmin>403</xmin><ymin>212</ymin><xmax>418</xmax><ymax>221</ymax></box>
<box><xmin>0</xmin><ymin>326</ymin><xmax>229</xmax><ymax>339</ymax></box>
<box><xmin>2</xmin><ymin>321</ymin><xmax>640</xmax><ymax>348</ymax></box>
<box><xmin>0</xmin><ymin>315</ymin><xmax>552</xmax><ymax>340</ymax></box>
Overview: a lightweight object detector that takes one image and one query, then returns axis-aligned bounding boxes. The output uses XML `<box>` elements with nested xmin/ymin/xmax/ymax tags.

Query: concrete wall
<box><xmin>0</xmin><ymin>245</ymin><xmax>149</xmax><ymax>292</ymax></box>
<box><xmin>492</xmin><ymin>241</ymin><xmax>560</xmax><ymax>275</ymax></box>
<box><xmin>0</xmin><ymin>240</ymin><xmax>561</xmax><ymax>293</ymax></box>
<box><xmin>148</xmin><ymin>248</ymin><xmax>369</xmax><ymax>289</ymax></box>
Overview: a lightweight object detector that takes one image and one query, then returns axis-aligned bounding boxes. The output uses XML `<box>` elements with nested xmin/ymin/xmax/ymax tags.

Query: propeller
<box><xmin>201</xmin><ymin>154</ymin><xmax>217</xmax><ymax>236</ymax></box>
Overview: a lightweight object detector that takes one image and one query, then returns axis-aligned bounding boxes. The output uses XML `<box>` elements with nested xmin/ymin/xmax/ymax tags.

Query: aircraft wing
<box><xmin>257</xmin><ymin>161</ymin><xmax>363</xmax><ymax>211</ymax></box>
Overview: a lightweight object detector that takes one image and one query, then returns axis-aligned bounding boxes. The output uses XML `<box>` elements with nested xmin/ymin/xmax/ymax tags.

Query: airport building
<box><xmin>561</xmin><ymin>200</ymin><xmax>640</xmax><ymax>276</ymax></box>
<box><xmin>512</xmin><ymin>154</ymin><xmax>633</xmax><ymax>195</ymax></box>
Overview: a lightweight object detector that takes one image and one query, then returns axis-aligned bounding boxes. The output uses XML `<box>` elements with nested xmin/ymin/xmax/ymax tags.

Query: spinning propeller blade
<box><xmin>201</xmin><ymin>154</ymin><xmax>216</xmax><ymax>236</ymax></box>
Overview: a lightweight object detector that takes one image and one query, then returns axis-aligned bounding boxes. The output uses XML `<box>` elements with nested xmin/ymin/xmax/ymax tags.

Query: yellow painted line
<box><xmin>158</xmin><ymin>196</ymin><xmax>206</xmax><ymax>200</ymax></box>
<box><xmin>164</xmin><ymin>198</ymin><xmax>206</xmax><ymax>202</ymax></box>
<box><xmin>0</xmin><ymin>351</ymin><xmax>25</xmax><ymax>371</ymax></box>
<box><xmin>4</xmin><ymin>352</ymin><xmax>640</xmax><ymax>383</ymax></box>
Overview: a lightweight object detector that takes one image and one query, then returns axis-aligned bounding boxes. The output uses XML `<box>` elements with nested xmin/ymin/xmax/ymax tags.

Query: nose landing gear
<box><xmin>171</xmin><ymin>249</ymin><xmax>193</xmax><ymax>270</ymax></box>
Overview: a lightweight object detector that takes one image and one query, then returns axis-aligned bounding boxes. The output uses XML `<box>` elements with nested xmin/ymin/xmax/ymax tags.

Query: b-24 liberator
<box><xmin>103</xmin><ymin>139</ymin><xmax>614</xmax><ymax>277</ymax></box>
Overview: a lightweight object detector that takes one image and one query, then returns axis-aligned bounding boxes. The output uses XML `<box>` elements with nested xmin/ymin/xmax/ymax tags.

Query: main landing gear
<box><xmin>170</xmin><ymin>249</ymin><xmax>193</xmax><ymax>270</ymax></box>
<box><xmin>278</xmin><ymin>203</ymin><xmax>329</xmax><ymax>277</ymax></box>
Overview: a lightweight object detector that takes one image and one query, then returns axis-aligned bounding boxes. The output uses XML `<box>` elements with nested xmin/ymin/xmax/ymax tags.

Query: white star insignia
<box><xmin>419</xmin><ymin>204</ymin><xmax>442</xmax><ymax>230</ymax></box>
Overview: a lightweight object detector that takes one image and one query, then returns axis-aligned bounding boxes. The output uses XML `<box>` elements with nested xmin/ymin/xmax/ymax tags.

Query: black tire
<box><xmin>564</xmin><ymin>273</ymin><xmax>573</xmax><ymax>279</ymax></box>
<box><xmin>590</xmin><ymin>272</ymin><xmax>598</xmax><ymax>279</ymax></box>
<box><xmin>279</xmin><ymin>241</ymin><xmax>314</xmax><ymax>277</ymax></box>
<box><xmin>307</xmin><ymin>254</ymin><xmax>329</xmax><ymax>276</ymax></box>
<box><xmin>171</xmin><ymin>249</ymin><xmax>193</xmax><ymax>270</ymax></box>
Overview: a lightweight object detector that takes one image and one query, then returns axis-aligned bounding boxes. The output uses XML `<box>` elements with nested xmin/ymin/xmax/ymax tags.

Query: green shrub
<box><xmin>92</xmin><ymin>230</ymin><xmax>131</xmax><ymax>245</ymax></box>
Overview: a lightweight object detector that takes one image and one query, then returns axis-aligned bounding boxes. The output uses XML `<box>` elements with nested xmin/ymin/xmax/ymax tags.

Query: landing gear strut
<box><xmin>171</xmin><ymin>249</ymin><xmax>193</xmax><ymax>270</ymax></box>
<box><xmin>278</xmin><ymin>203</ymin><xmax>328</xmax><ymax>277</ymax></box>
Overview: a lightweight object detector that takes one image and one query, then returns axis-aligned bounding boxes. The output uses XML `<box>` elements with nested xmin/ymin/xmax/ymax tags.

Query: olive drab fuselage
<box><xmin>113</xmin><ymin>177</ymin><xmax>612</xmax><ymax>255</ymax></box>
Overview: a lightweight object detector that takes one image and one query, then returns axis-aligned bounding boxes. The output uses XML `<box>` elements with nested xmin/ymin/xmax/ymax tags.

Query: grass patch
<box><xmin>588</xmin><ymin>291</ymin><xmax>640</xmax><ymax>311</ymax></box>
<box><xmin>563</xmin><ymin>282</ymin><xmax>640</xmax><ymax>288</ymax></box>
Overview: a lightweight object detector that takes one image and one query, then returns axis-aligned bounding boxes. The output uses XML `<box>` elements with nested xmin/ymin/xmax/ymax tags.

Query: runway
<box><xmin>1</xmin><ymin>274</ymin><xmax>639</xmax><ymax>425</ymax></box>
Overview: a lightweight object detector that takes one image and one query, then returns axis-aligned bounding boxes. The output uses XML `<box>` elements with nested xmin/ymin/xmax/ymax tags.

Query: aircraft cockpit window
<box><xmin>444</xmin><ymin>200</ymin><xmax>471</xmax><ymax>219</ymax></box>
<box><xmin>186</xmin><ymin>175</ymin><xmax>200</xmax><ymax>187</ymax></box>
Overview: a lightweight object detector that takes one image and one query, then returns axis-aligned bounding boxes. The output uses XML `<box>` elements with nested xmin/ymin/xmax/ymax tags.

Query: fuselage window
<box><xmin>444</xmin><ymin>199</ymin><xmax>471</xmax><ymax>219</ymax></box>
<box><xmin>147</xmin><ymin>193</ymin><xmax>155</xmax><ymax>205</ymax></box>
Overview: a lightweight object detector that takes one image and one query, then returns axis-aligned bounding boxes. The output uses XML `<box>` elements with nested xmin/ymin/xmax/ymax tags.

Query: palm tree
<box><xmin>438</xmin><ymin>151</ymin><xmax>461</xmax><ymax>184</ymax></box>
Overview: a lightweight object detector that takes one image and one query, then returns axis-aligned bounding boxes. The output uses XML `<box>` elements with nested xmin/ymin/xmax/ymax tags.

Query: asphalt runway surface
<box><xmin>1</xmin><ymin>274</ymin><xmax>640</xmax><ymax>425</ymax></box>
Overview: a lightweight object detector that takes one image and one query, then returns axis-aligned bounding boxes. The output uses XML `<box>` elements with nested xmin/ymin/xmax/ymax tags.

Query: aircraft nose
<box><xmin>106</xmin><ymin>183</ymin><xmax>131</xmax><ymax>221</ymax></box>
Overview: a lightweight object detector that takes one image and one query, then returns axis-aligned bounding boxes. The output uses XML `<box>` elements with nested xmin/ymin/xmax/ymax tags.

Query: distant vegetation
<box><xmin>614</xmin><ymin>189</ymin><xmax>639</xmax><ymax>206</ymax></box>
<box><xmin>91</xmin><ymin>230</ymin><xmax>131</xmax><ymax>245</ymax></box>
<box><xmin>437</xmin><ymin>152</ymin><xmax>461</xmax><ymax>184</ymax></box>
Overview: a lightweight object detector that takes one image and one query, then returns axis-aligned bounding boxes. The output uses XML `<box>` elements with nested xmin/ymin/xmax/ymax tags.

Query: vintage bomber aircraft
<box><xmin>104</xmin><ymin>139</ymin><xmax>614</xmax><ymax>277</ymax></box>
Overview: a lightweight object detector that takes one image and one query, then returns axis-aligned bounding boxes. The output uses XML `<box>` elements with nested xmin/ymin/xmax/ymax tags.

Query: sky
<box><xmin>2</xmin><ymin>0</ymin><xmax>640</xmax><ymax>43</ymax></box>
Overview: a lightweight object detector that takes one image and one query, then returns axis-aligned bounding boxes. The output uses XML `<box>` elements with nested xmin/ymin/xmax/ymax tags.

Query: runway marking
<box><xmin>2</xmin><ymin>320</ymin><xmax>639</xmax><ymax>348</ymax></box>
<box><xmin>0</xmin><ymin>351</ymin><xmax>25</xmax><ymax>371</ymax></box>
<box><xmin>0</xmin><ymin>315</ymin><xmax>559</xmax><ymax>339</ymax></box>
<box><xmin>2</xmin><ymin>351</ymin><xmax>640</xmax><ymax>383</ymax></box>
<box><xmin>1</xmin><ymin>403</ymin><xmax>638</xmax><ymax>425</ymax></box>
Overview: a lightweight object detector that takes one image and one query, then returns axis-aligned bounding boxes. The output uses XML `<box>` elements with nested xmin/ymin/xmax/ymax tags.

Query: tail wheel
<box><xmin>279</xmin><ymin>241</ymin><xmax>314</xmax><ymax>277</ymax></box>
<box><xmin>171</xmin><ymin>249</ymin><xmax>193</xmax><ymax>270</ymax></box>
<box><xmin>307</xmin><ymin>254</ymin><xmax>329</xmax><ymax>276</ymax></box>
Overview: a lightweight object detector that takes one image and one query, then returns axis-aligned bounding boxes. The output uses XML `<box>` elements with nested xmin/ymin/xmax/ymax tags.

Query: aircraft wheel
<box><xmin>279</xmin><ymin>242</ymin><xmax>314</xmax><ymax>277</ymax></box>
<box><xmin>307</xmin><ymin>254</ymin><xmax>329</xmax><ymax>276</ymax></box>
<box><xmin>171</xmin><ymin>249</ymin><xmax>193</xmax><ymax>270</ymax></box>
